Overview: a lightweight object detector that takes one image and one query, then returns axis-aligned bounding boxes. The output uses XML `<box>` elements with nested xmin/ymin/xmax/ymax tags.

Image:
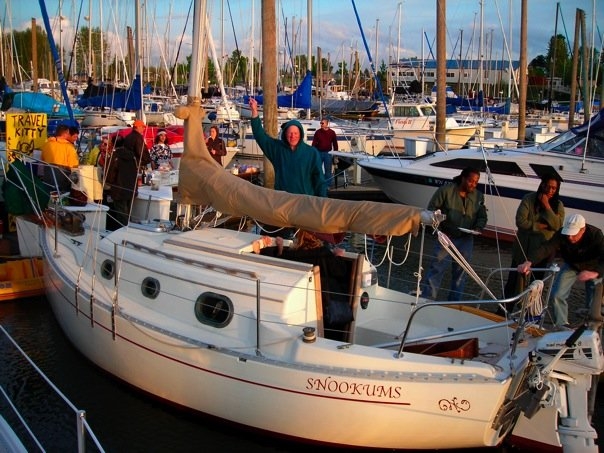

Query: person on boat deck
<box><xmin>256</xmin><ymin>231</ymin><xmax>351</xmax><ymax>330</ymax></box>
<box><xmin>420</xmin><ymin>167</ymin><xmax>487</xmax><ymax>301</ymax></box>
<box><xmin>40</xmin><ymin>124</ymin><xmax>80</xmax><ymax>192</ymax></box>
<box><xmin>518</xmin><ymin>214</ymin><xmax>604</xmax><ymax>328</ymax></box>
<box><xmin>502</xmin><ymin>173</ymin><xmax>565</xmax><ymax>310</ymax></box>
<box><xmin>105</xmin><ymin>135</ymin><xmax>141</xmax><ymax>228</ymax></box>
<box><xmin>248</xmin><ymin>97</ymin><xmax>326</xmax><ymax>197</ymax></box>
<box><xmin>123</xmin><ymin>119</ymin><xmax>152</xmax><ymax>171</ymax></box>
<box><xmin>311</xmin><ymin>118</ymin><xmax>338</xmax><ymax>188</ymax></box>
<box><xmin>67</xmin><ymin>126</ymin><xmax>80</xmax><ymax>147</ymax></box>
<box><xmin>206</xmin><ymin>125</ymin><xmax>227</xmax><ymax>166</ymax></box>
<box><xmin>87</xmin><ymin>135</ymin><xmax>113</xmax><ymax>168</ymax></box>
<box><xmin>150</xmin><ymin>130</ymin><xmax>173</xmax><ymax>170</ymax></box>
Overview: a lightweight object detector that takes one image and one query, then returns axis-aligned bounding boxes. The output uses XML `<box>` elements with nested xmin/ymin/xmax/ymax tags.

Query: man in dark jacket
<box><xmin>107</xmin><ymin>141</ymin><xmax>137</xmax><ymax>227</ymax></box>
<box><xmin>420</xmin><ymin>167</ymin><xmax>488</xmax><ymax>301</ymax></box>
<box><xmin>123</xmin><ymin>119</ymin><xmax>152</xmax><ymax>170</ymax></box>
<box><xmin>248</xmin><ymin>97</ymin><xmax>326</xmax><ymax>197</ymax></box>
<box><xmin>518</xmin><ymin>213</ymin><xmax>604</xmax><ymax>327</ymax></box>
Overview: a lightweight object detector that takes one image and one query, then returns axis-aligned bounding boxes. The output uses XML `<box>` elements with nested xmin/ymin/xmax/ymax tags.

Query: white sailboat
<box><xmin>4</xmin><ymin>1</ymin><xmax>603</xmax><ymax>451</ymax></box>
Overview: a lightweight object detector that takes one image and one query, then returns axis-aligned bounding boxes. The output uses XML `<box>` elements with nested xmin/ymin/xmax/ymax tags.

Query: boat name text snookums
<box><xmin>306</xmin><ymin>377</ymin><xmax>402</xmax><ymax>399</ymax></box>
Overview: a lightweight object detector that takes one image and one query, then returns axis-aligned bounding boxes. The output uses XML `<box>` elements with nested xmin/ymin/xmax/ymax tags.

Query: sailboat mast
<box><xmin>189</xmin><ymin>0</ymin><xmax>206</xmax><ymax>98</ymax></box>
<box><xmin>306</xmin><ymin>0</ymin><xmax>312</xmax><ymax>118</ymax></box>
<box><xmin>100</xmin><ymin>0</ymin><xmax>104</xmax><ymax>82</ymax></box>
<box><xmin>87</xmin><ymin>0</ymin><xmax>92</xmax><ymax>78</ymax></box>
<box><xmin>135</xmin><ymin>0</ymin><xmax>144</xmax><ymax>121</ymax></box>
<box><xmin>517</xmin><ymin>0</ymin><xmax>527</xmax><ymax>144</ymax></box>
<box><xmin>435</xmin><ymin>0</ymin><xmax>446</xmax><ymax>148</ymax></box>
<box><xmin>479</xmin><ymin>0</ymin><xmax>484</xmax><ymax>114</ymax></box>
<box><xmin>547</xmin><ymin>2</ymin><xmax>560</xmax><ymax>113</ymax></box>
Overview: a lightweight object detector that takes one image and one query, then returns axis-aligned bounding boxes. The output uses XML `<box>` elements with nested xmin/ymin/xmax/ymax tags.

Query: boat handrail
<box><xmin>162</xmin><ymin>237</ymin><xmax>313</xmax><ymax>272</ymax></box>
<box><xmin>0</xmin><ymin>325</ymin><xmax>105</xmax><ymax>452</ymax></box>
<box><xmin>374</xmin><ymin>317</ymin><xmax>516</xmax><ymax>350</ymax></box>
<box><xmin>395</xmin><ymin>272</ymin><xmax>556</xmax><ymax>359</ymax></box>
<box><xmin>122</xmin><ymin>239</ymin><xmax>261</xmax><ymax>279</ymax></box>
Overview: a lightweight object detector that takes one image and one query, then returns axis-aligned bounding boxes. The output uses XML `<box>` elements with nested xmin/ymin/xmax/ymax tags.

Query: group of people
<box><xmin>417</xmin><ymin>166</ymin><xmax>603</xmax><ymax>329</ymax></box>
<box><xmin>40</xmin><ymin>101</ymin><xmax>602</xmax><ymax>330</ymax></box>
<box><xmin>41</xmin><ymin>116</ymin><xmax>234</xmax><ymax>229</ymax></box>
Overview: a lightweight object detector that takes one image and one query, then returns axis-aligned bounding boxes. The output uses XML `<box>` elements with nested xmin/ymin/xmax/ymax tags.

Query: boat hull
<box><xmin>41</xmin><ymin>226</ymin><xmax>521</xmax><ymax>450</ymax></box>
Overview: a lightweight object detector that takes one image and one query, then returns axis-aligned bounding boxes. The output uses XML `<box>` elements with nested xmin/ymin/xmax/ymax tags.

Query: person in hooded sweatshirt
<box><xmin>248</xmin><ymin>97</ymin><xmax>326</xmax><ymax>197</ymax></box>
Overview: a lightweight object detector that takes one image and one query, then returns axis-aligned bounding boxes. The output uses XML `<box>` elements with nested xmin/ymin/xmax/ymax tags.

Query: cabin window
<box><xmin>100</xmin><ymin>260</ymin><xmax>115</xmax><ymax>280</ymax></box>
<box><xmin>141</xmin><ymin>277</ymin><xmax>160</xmax><ymax>299</ymax></box>
<box><xmin>420</xmin><ymin>106</ymin><xmax>435</xmax><ymax>116</ymax></box>
<box><xmin>431</xmin><ymin>158</ymin><xmax>525</xmax><ymax>177</ymax></box>
<box><xmin>194</xmin><ymin>293</ymin><xmax>234</xmax><ymax>328</ymax></box>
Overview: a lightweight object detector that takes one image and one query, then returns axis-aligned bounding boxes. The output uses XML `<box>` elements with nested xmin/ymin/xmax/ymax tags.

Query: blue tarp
<box><xmin>76</xmin><ymin>75</ymin><xmax>143</xmax><ymax>110</ymax></box>
<box><xmin>0</xmin><ymin>91</ymin><xmax>82</xmax><ymax>118</ymax></box>
<box><xmin>244</xmin><ymin>70</ymin><xmax>312</xmax><ymax>109</ymax></box>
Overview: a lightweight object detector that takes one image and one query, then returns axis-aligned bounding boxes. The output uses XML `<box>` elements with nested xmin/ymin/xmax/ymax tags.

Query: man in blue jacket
<box><xmin>248</xmin><ymin>97</ymin><xmax>326</xmax><ymax>197</ymax></box>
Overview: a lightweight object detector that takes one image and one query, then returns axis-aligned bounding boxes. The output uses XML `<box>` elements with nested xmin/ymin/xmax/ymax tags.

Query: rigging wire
<box><xmin>169</xmin><ymin>0</ymin><xmax>193</xmax><ymax>92</ymax></box>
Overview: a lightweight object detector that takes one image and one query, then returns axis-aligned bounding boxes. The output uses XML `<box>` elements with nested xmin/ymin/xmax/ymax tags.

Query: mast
<box><xmin>396</xmin><ymin>2</ymin><xmax>401</xmax><ymax>68</ymax></box>
<box><xmin>249</xmin><ymin>0</ymin><xmax>255</xmax><ymax>94</ymax></box>
<box><xmin>31</xmin><ymin>18</ymin><xmax>38</xmax><ymax>92</ymax></box>
<box><xmin>100</xmin><ymin>0</ymin><xmax>104</xmax><ymax>82</ymax></box>
<box><xmin>87</xmin><ymin>0</ymin><xmax>92</xmax><ymax>78</ymax></box>
<box><xmin>517</xmin><ymin>0</ymin><xmax>527</xmax><ymax>145</ymax></box>
<box><xmin>134</xmin><ymin>0</ymin><xmax>144</xmax><ymax>121</ymax></box>
<box><xmin>189</xmin><ymin>0</ymin><xmax>206</xmax><ymax>98</ymax></box>
<box><xmin>261</xmin><ymin>0</ymin><xmax>278</xmax><ymax>189</ymax></box>
<box><xmin>306</xmin><ymin>0</ymin><xmax>312</xmax><ymax>118</ymax></box>
<box><xmin>37</xmin><ymin>0</ymin><xmax>75</xmax><ymax>120</ymax></box>
<box><xmin>435</xmin><ymin>0</ymin><xmax>446</xmax><ymax>148</ymax></box>
<box><xmin>547</xmin><ymin>2</ymin><xmax>560</xmax><ymax>113</ymax></box>
<box><xmin>579</xmin><ymin>9</ymin><xmax>590</xmax><ymax>118</ymax></box>
<box><xmin>478</xmin><ymin>0</ymin><xmax>484</xmax><ymax>113</ymax></box>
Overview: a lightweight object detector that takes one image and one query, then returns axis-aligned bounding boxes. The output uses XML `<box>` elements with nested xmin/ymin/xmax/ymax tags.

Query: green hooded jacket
<box><xmin>251</xmin><ymin>117</ymin><xmax>326</xmax><ymax>196</ymax></box>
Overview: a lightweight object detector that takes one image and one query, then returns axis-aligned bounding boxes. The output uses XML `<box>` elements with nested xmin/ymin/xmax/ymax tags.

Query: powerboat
<box><xmin>357</xmin><ymin>109</ymin><xmax>604</xmax><ymax>239</ymax></box>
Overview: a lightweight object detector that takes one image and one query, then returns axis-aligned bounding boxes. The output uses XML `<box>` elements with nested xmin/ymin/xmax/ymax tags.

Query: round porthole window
<box><xmin>194</xmin><ymin>293</ymin><xmax>234</xmax><ymax>328</ymax></box>
<box><xmin>141</xmin><ymin>277</ymin><xmax>160</xmax><ymax>299</ymax></box>
<box><xmin>100</xmin><ymin>260</ymin><xmax>115</xmax><ymax>279</ymax></box>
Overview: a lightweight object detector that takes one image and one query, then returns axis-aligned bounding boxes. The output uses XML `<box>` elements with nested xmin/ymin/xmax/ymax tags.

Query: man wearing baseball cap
<box><xmin>518</xmin><ymin>213</ymin><xmax>604</xmax><ymax>328</ymax></box>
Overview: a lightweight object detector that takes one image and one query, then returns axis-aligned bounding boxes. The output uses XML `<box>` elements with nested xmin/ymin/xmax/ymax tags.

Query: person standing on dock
<box><xmin>420</xmin><ymin>167</ymin><xmax>488</xmax><ymax>301</ymax></box>
<box><xmin>248</xmin><ymin>97</ymin><xmax>326</xmax><ymax>197</ymax></box>
<box><xmin>312</xmin><ymin>118</ymin><xmax>338</xmax><ymax>188</ymax></box>
<box><xmin>517</xmin><ymin>214</ymin><xmax>604</xmax><ymax>328</ymax></box>
<box><xmin>502</xmin><ymin>173</ymin><xmax>565</xmax><ymax>311</ymax></box>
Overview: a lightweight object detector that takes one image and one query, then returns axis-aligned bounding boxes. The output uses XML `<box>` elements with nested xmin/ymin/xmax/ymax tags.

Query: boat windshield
<box><xmin>542</xmin><ymin>127</ymin><xmax>604</xmax><ymax>159</ymax></box>
<box><xmin>419</xmin><ymin>106</ymin><xmax>436</xmax><ymax>116</ymax></box>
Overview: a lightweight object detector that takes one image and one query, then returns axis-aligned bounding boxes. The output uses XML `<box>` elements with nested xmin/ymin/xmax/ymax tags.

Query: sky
<box><xmin>4</xmin><ymin>0</ymin><xmax>603</xmax><ymax>73</ymax></box>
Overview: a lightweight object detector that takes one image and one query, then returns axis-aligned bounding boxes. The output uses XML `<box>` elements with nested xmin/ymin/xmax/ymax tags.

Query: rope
<box><xmin>523</xmin><ymin>279</ymin><xmax>544</xmax><ymax>317</ymax></box>
<box><xmin>436</xmin><ymin>230</ymin><xmax>497</xmax><ymax>300</ymax></box>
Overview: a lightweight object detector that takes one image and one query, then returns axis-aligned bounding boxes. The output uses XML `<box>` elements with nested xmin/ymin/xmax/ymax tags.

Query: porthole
<box><xmin>141</xmin><ymin>277</ymin><xmax>160</xmax><ymax>299</ymax></box>
<box><xmin>100</xmin><ymin>260</ymin><xmax>115</xmax><ymax>279</ymax></box>
<box><xmin>194</xmin><ymin>293</ymin><xmax>234</xmax><ymax>328</ymax></box>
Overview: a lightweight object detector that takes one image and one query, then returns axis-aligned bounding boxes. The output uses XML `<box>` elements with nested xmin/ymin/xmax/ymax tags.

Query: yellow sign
<box><xmin>5</xmin><ymin>113</ymin><xmax>48</xmax><ymax>162</ymax></box>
